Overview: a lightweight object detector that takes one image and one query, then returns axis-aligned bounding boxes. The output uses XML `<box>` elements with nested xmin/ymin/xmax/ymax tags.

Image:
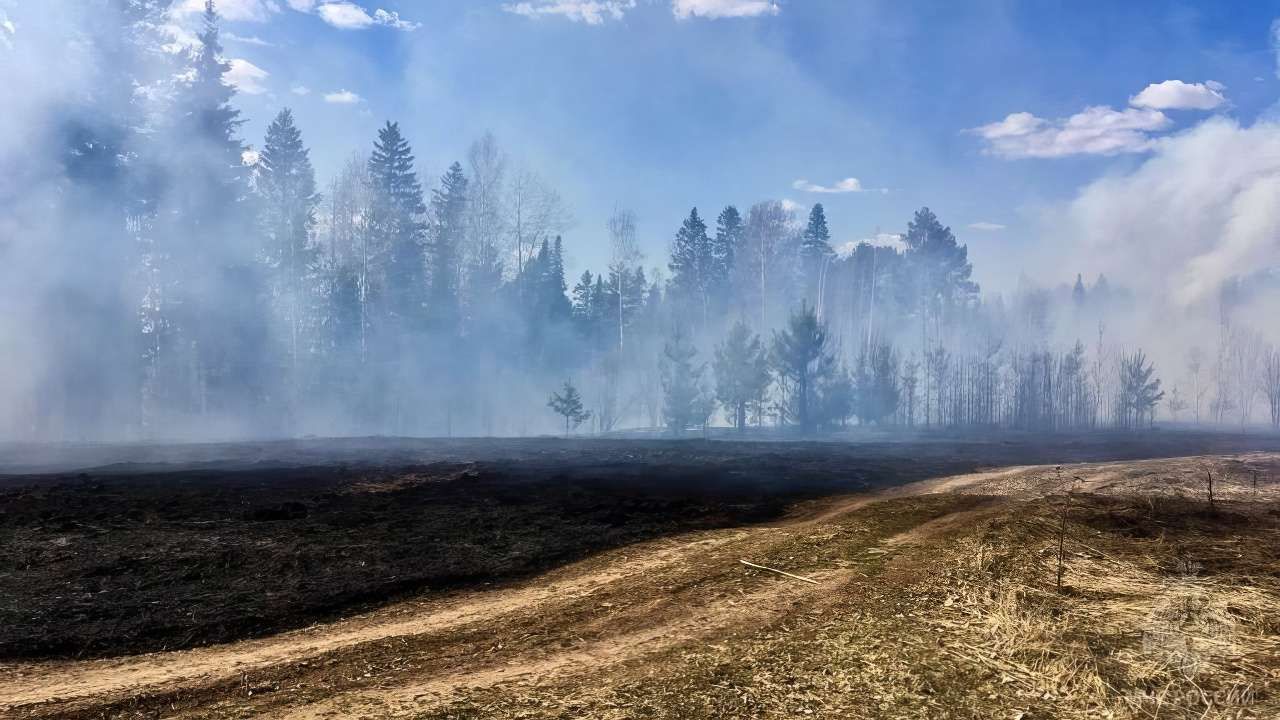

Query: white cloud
<box><xmin>302</xmin><ymin>2</ymin><xmax>418</xmax><ymax>31</ymax></box>
<box><xmin>972</xmin><ymin>106</ymin><xmax>1170</xmax><ymax>159</ymax></box>
<box><xmin>323</xmin><ymin>89</ymin><xmax>362</xmax><ymax>104</ymax></box>
<box><xmin>1058</xmin><ymin>117</ymin><xmax>1280</xmax><ymax>309</ymax></box>
<box><xmin>835</xmin><ymin>233</ymin><xmax>905</xmax><ymax>257</ymax></box>
<box><xmin>225</xmin><ymin>58</ymin><xmax>270</xmax><ymax>95</ymax></box>
<box><xmin>291</xmin><ymin>84</ymin><xmax>311</xmax><ymax>95</ymax></box>
<box><xmin>316</xmin><ymin>1</ymin><xmax>374</xmax><ymax>29</ymax></box>
<box><xmin>671</xmin><ymin>0</ymin><xmax>779</xmax><ymax>19</ymax></box>
<box><xmin>504</xmin><ymin>0</ymin><xmax>778</xmax><ymax>23</ymax></box>
<box><xmin>503</xmin><ymin>1</ymin><xmax>636</xmax><ymax>25</ymax></box>
<box><xmin>779</xmin><ymin>198</ymin><xmax>806</xmax><ymax>215</ymax></box>
<box><xmin>372</xmin><ymin>8</ymin><xmax>420</xmax><ymax>30</ymax></box>
<box><xmin>792</xmin><ymin>177</ymin><xmax>886</xmax><ymax>194</ymax></box>
<box><xmin>0</xmin><ymin>11</ymin><xmax>15</xmax><ymax>49</ymax></box>
<box><xmin>174</xmin><ymin>0</ymin><xmax>281</xmax><ymax>23</ymax></box>
<box><xmin>972</xmin><ymin>79</ymin><xmax>1232</xmax><ymax>159</ymax></box>
<box><xmin>224</xmin><ymin>32</ymin><xmax>275</xmax><ymax>46</ymax></box>
<box><xmin>160</xmin><ymin>22</ymin><xmax>201</xmax><ymax>53</ymax></box>
<box><xmin>967</xmin><ymin>222</ymin><xmax>1006</xmax><ymax>231</ymax></box>
<box><xmin>1130</xmin><ymin>80</ymin><xmax>1226</xmax><ymax>110</ymax></box>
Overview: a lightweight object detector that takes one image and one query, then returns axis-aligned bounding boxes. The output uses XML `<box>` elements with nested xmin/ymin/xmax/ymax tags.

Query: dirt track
<box><xmin>3</xmin><ymin>440</ymin><xmax>1279</xmax><ymax>719</ymax></box>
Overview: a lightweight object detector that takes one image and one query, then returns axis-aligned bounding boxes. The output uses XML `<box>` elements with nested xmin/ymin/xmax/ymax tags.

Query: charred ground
<box><xmin>2</xmin><ymin>432</ymin><xmax>1277</xmax><ymax>661</ymax></box>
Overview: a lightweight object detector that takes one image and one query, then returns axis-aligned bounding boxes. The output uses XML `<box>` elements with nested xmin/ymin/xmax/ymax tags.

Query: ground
<box><xmin>1</xmin><ymin>433</ymin><xmax>1278</xmax><ymax>719</ymax></box>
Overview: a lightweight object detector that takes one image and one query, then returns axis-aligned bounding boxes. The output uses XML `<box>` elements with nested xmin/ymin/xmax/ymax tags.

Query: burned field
<box><xmin>3</xmin><ymin>433</ymin><xmax>1280</xmax><ymax>719</ymax></box>
<box><xmin>0</xmin><ymin>436</ymin><xmax>975</xmax><ymax>660</ymax></box>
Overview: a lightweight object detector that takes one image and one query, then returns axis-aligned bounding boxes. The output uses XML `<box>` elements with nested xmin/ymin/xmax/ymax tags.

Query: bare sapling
<box><xmin>1054</xmin><ymin>466</ymin><xmax>1067</xmax><ymax>591</ymax></box>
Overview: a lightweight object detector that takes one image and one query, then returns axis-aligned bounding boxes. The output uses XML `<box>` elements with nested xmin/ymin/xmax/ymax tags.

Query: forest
<box><xmin>5</xmin><ymin>1</ymin><xmax>1280</xmax><ymax>441</ymax></box>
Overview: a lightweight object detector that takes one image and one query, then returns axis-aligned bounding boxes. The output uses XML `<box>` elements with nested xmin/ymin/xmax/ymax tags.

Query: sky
<box><xmin>32</xmin><ymin>0</ymin><xmax>1280</xmax><ymax>292</ymax></box>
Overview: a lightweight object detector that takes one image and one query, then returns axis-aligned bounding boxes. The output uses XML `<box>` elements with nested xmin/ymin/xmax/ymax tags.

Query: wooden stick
<box><xmin>739</xmin><ymin>560</ymin><xmax>819</xmax><ymax>584</ymax></box>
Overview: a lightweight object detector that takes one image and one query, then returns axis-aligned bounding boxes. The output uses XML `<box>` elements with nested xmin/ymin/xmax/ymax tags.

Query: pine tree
<box><xmin>1072</xmin><ymin>273</ymin><xmax>1086</xmax><ymax>309</ymax></box>
<box><xmin>855</xmin><ymin>342</ymin><xmax>900</xmax><ymax>425</ymax></box>
<box><xmin>572</xmin><ymin>270</ymin><xmax>595</xmax><ymax>323</ymax></box>
<box><xmin>547</xmin><ymin>236</ymin><xmax>571</xmax><ymax>322</ymax></box>
<box><xmin>591</xmin><ymin>274</ymin><xmax>610</xmax><ymax>350</ymax></box>
<box><xmin>904</xmin><ymin>207</ymin><xmax>978</xmax><ymax>326</ymax></box>
<box><xmin>660</xmin><ymin>327</ymin><xmax>711</xmax><ymax>435</ymax></box>
<box><xmin>668</xmin><ymin>207</ymin><xmax>712</xmax><ymax>327</ymax></box>
<box><xmin>710</xmin><ymin>206</ymin><xmax>742</xmax><ymax>313</ymax></box>
<box><xmin>548</xmin><ymin>381</ymin><xmax>591</xmax><ymax>436</ymax></box>
<box><xmin>713</xmin><ymin>320</ymin><xmax>770</xmax><ymax>432</ymax></box>
<box><xmin>428</xmin><ymin>161</ymin><xmax>468</xmax><ymax>334</ymax></box>
<box><xmin>159</xmin><ymin>0</ymin><xmax>261</xmax><ymax>421</ymax></box>
<box><xmin>800</xmin><ymin>203</ymin><xmax>833</xmax><ymax>306</ymax></box>
<box><xmin>257</xmin><ymin>108</ymin><xmax>319</xmax><ymax>412</ymax></box>
<box><xmin>367</xmin><ymin>121</ymin><xmax>427</xmax><ymax>335</ymax></box>
<box><xmin>818</xmin><ymin>365</ymin><xmax>856</xmax><ymax>429</ymax></box>
<box><xmin>771</xmin><ymin>303</ymin><xmax>836</xmax><ymax>433</ymax></box>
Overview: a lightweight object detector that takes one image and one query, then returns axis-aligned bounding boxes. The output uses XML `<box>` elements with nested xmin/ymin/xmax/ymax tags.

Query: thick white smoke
<box><xmin>1061</xmin><ymin>117</ymin><xmax>1280</xmax><ymax>314</ymax></box>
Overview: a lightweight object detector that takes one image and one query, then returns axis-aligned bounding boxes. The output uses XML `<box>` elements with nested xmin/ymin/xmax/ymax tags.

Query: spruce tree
<box><xmin>771</xmin><ymin>303</ymin><xmax>836</xmax><ymax>433</ymax></box>
<box><xmin>162</xmin><ymin>0</ymin><xmax>261</xmax><ymax>419</ymax></box>
<box><xmin>572</xmin><ymin>270</ymin><xmax>595</xmax><ymax>324</ymax></box>
<box><xmin>854</xmin><ymin>342</ymin><xmax>900</xmax><ymax>425</ymax></box>
<box><xmin>819</xmin><ymin>365</ymin><xmax>857</xmax><ymax>429</ymax></box>
<box><xmin>710</xmin><ymin>205</ymin><xmax>742</xmax><ymax>312</ymax></box>
<box><xmin>257</xmin><ymin>108</ymin><xmax>319</xmax><ymax>406</ymax></box>
<box><xmin>590</xmin><ymin>274</ymin><xmax>610</xmax><ymax>350</ymax></box>
<box><xmin>660</xmin><ymin>327</ymin><xmax>711</xmax><ymax>435</ymax></box>
<box><xmin>713</xmin><ymin>320</ymin><xmax>771</xmax><ymax>432</ymax></box>
<box><xmin>800</xmin><ymin>203</ymin><xmax>834</xmax><ymax>305</ymax></box>
<box><xmin>170</xmin><ymin>1</ymin><xmax>250</xmax><ymax>243</ymax></box>
<box><xmin>428</xmin><ymin>161</ymin><xmax>468</xmax><ymax>334</ymax></box>
<box><xmin>668</xmin><ymin>207</ymin><xmax>712</xmax><ymax>326</ymax></box>
<box><xmin>546</xmin><ymin>236</ymin><xmax>571</xmax><ymax>322</ymax></box>
<box><xmin>367</xmin><ymin>122</ymin><xmax>427</xmax><ymax>336</ymax></box>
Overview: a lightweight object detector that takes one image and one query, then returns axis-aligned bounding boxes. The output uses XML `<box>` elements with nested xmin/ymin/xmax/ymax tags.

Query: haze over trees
<box><xmin>4</xmin><ymin>0</ymin><xmax>1280</xmax><ymax>441</ymax></box>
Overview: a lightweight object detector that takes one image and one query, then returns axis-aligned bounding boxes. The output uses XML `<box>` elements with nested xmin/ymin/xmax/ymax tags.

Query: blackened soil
<box><xmin>2</xmin><ymin>432</ymin><xmax>1277</xmax><ymax>660</ymax></box>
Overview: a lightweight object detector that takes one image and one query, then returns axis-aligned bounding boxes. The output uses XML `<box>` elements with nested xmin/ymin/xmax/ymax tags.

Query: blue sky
<box><xmin>175</xmin><ymin>0</ymin><xmax>1280</xmax><ymax>290</ymax></box>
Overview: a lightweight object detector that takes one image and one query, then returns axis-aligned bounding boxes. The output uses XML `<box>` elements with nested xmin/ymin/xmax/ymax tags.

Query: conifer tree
<box><xmin>160</xmin><ymin>0</ymin><xmax>261</xmax><ymax>419</ymax></box>
<box><xmin>572</xmin><ymin>270</ymin><xmax>595</xmax><ymax>324</ymax></box>
<box><xmin>548</xmin><ymin>381</ymin><xmax>591</xmax><ymax>436</ymax></box>
<box><xmin>800</xmin><ymin>203</ymin><xmax>833</xmax><ymax>305</ymax></box>
<box><xmin>367</xmin><ymin>122</ymin><xmax>427</xmax><ymax>336</ymax></box>
<box><xmin>547</xmin><ymin>236</ymin><xmax>571</xmax><ymax>322</ymax></box>
<box><xmin>711</xmin><ymin>205</ymin><xmax>742</xmax><ymax>312</ymax></box>
<box><xmin>257</xmin><ymin>108</ymin><xmax>319</xmax><ymax>403</ymax></box>
<box><xmin>660</xmin><ymin>327</ymin><xmax>711</xmax><ymax>435</ymax></box>
<box><xmin>771</xmin><ymin>303</ymin><xmax>836</xmax><ymax>433</ymax></box>
<box><xmin>668</xmin><ymin>207</ymin><xmax>712</xmax><ymax>326</ymax></box>
<box><xmin>855</xmin><ymin>342</ymin><xmax>900</xmax><ymax>425</ymax></box>
<box><xmin>904</xmin><ymin>207</ymin><xmax>977</xmax><ymax>327</ymax></box>
<box><xmin>428</xmin><ymin>161</ymin><xmax>468</xmax><ymax>334</ymax></box>
<box><xmin>713</xmin><ymin>320</ymin><xmax>771</xmax><ymax>431</ymax></box>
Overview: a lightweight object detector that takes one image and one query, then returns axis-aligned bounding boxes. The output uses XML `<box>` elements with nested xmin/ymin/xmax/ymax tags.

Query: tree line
<box><xmin>10</xmin><ymin>0</ymin><xmax>1280</xmax><ymax>440</ymax></box>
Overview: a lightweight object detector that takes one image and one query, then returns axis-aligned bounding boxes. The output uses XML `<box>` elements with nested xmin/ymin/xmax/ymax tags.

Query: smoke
<box><xmin>1051</xmin><ymin>117</ymin><xmax>1280</xmax><ymax>328</ymax></box>
<box><xmin>1</xmin><ymin>2</ymin><xmax>1278</xmax><ymax>440</ymax></box>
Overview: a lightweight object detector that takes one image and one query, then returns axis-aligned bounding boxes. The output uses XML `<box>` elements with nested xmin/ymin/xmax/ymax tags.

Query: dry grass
<box><xmin>417</xmin><ymin>466</ymin><xmax>1280</xmax><ymax>720</ymax></box>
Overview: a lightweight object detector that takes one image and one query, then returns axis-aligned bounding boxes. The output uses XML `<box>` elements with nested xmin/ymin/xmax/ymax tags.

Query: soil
<box><xmin>2</xmin><ymin>432</ymin><xmax>1279</xmax><ymax>719</ymax></box>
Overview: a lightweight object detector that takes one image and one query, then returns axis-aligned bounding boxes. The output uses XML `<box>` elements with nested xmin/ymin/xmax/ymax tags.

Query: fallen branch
<box><xmin>739</xmin><ymin>560</ymin><xmax>818</xmax><ymax>585</ymax></box>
